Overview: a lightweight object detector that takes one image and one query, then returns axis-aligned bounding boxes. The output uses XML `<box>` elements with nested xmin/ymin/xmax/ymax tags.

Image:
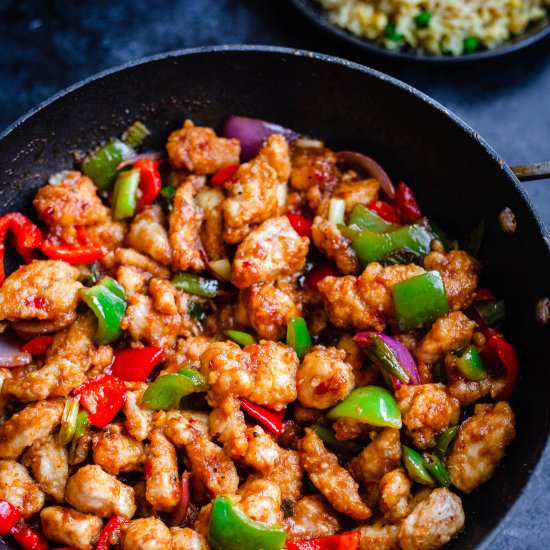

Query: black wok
<box><xmin>0</xmin><ymin>46</ymin><xmax>548</xmax><ymax>549</ymax></box>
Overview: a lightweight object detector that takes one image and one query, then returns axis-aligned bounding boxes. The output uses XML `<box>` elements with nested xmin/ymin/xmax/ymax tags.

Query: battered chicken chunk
<box><xmin>264</xmin><ymin>449</ymin><xmax>303</xmax><ymax>503</ymax></box>
<box><xmin>123</xmin><ymin>383</ymin><xmax>153</xmax><ymax>442</ymax></box>
<box><xmin>22</xmin><ymin>436</ymin><xmax>69</xmax><ymax>503</ymax></box>
<box><xmin>122</xmin><ymin>517</ymin><xmax>172</xmax><ymax>550</ymax></box>
<box><xmin>93</xmin><ymin>424</ymin><xmax>144</xmax><ymax>475</ymax></box>
<box><xmin>318</xmin><ymin>263</ymin><xmax>425</xmax><ymax>331</ymax></box>
<box><xmin>196</xmin><ymin>187</ymin><xmax>226</xmax><ymax>260</ymax></box>
<box><xmin>238</xmin><ymin>478</ymin><xmax>283</xmax><ymax>525</ymax></box>
<box><xmin>166</xmin><ymin>119</ymin><xmax>240</xmax><ymax>174</ymax></box>
<box><xmin>414</xmin><ymin>311</ymin><xmax>476</xmax><ymax>366</ymax></box>
<box><xmin>358</xmin><ymin>520</ymin><xmax>400</xmax><ymax>550</ymax></box>
<box><xmin>311</xmin><ymin>217</ymin><xmax>360</xmax><ymax>275</ymax></box>
<box><xmin>40</xmin><ymin>506</ymin><xmax>103</xmax><ymax>550</ymax></box>
<box><xmin>33</xmin><ymin>171</ymin><xmax>108</xmax><ymax>227</ymax></box>
<box><xmin>171</xmin><ymin>527</ymin><xmax>209</xmax><ymax>550</ymax></box>
<box><xmin>297</xmin><ymin>346</ymin><xmax>355</xmax><ymax>410</ymax></box>
<box><xmin>447</xmin><ymin>402</ymin><xmax>515</xmax><ymax>493</ymax></box>
<box><xmin>379</xmin><ymin>468</ymin><xmax>413</xmax><ymax>521</ymax></box>
<box><xmin>65</xmin><ymin>465</ymin><xmax>136</xmax><ymax>519</ymax></box>
<box><xmin>424</xmin><ymin>250</ymin><xmax>479</xmax><ymax>311</ymax></box>
<box><xmin>126</xmin><ymin>204</ymin><xmax>171</xmax><ymax>265</ymax></box>
<box><xmin>231</xmin><ymin>216</ymin><xmax>309</xmax><ymax>288</ymax></box>
<box><xmin>258</xmin><ymin>134</ymin><xmax>292</xmax><ymax>184</ymax></box>
<box><xmin>163</xmin><ymin>335</ymin><xmax>211</xmax><ymax>374</ymax></box>
<box><xmin>333</xmin><ymin>178</ymin><xmax>380</xmax><ymax>213</ymax></box>
<box><xmin>284</xmin><ymin>495</ymin><xmax>340</xmax><ymax>540</ymax></box>
<box><xmin>396</xmin><ymin>384</ymin><xmax>460</xmax><ymax>450</ymax></box>
<box><xmin>0</xmin><ymin>260</ymin><xmax>81</xmax><ymax>323</ymax></box>
<box><xmin>164</xmin><ymin>410</ymin><xmax>209</xmax><ymax>447</ymax></box>
<box><xmin>209</xmin><ymin>396</ymin><xmax>248</xmax><ymax>459</ymax></box>
<box><xmin>299</xmin><ymin>429</ymin><xmax>371</xmax><ymax>521</ymax></box>
<box><xmin>0</xmin><ymin>459</ymin><xmax>45</xmax><ymax>517</ymax></box>
<box><xmin>349</xmin><ymin>428</ymin><xmax>402</xmax><ymax>483</ymax></box>
<box><xmin>399</xmin><ymin>488</ymin><xmax>465</xmax><ymax>550</ymax></box>
<box><xmin>0</xmin><ymin>398</ymin><xmax>63</xmax><ymax>458</ymax></box>
<box><xmin>241</xmin><ymin>425</ymin><xmax>282</xmax><ymax>474</ymax></box>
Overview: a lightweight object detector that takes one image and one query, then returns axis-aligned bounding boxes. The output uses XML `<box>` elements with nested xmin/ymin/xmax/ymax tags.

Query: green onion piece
<box><xmin>415</xmin><ymin>11</ymin><xmax>432</xmax><ymax>28</ymax></box>
<box><xmin>310</xmin><ymin>424</ymin><xmax>363</xmax><ymax>460</ymax></box>
<box><xmin>286</xmin><ymin>317</ymin><xmax>312</xmax><ymax>360</ymax></box>
<box><xmin>81</xmin><ymin>139</ymin><xmax>134</xmax><ymax>191</ymax></box>
<box><xmin>189</xmin><ymin>302</ymin><xmax>207</xmax><ymax>323</ymax></box>
<box><xmin>58</xmin><ymin>397</ymin><xmax>80</xmax><ymax>445</ymax></box>
<box><xmin>385</xmin><ymin>23</ymin><xmax>404</xmax><ymax>41</ymax></box>
<box><xmin>328</xmin><ymin>198</ymin><xmax>346</xmax><ymax>225</ymax></box>
<box><xmin>161</xmin><ymin>186</ymin><xmax>176</xmax><ymax>201</ymax></box>
<box><xmin>363</xmin><ymin>334</ymin><xmax>410</xmax><ymax>384</ymax></box>
<box><xmin>403</xmin><ymin>445</ymin><xmax>434</xmax><ymax>485</ymax></box>
<box><xmin>76</xmin><ymin>262</ymin><xmax>99</xmax><ymax>287</ymax></box>
<box><xmin>379</xmin><ymin>248</ymin><xmax>423</xmax><ymax>267</ymax></box>
<box><xmin>172</xmin><ymin>272</ymin><xmax>219</xmax><ymax>298</ymax></box>
<box><xmin>121</xmin><ymin>120</ymin><xmax>150</xmax><ymax>149</ymax></box>
<box><xmin>69</xmin><ymin>410</ymin><xmax>89</xmax><ymax>461</ymax></box>
<box><xmin>209</xmin><ymin>259</ymin><xmax>232</xmax><ymax>281</ymax></box>
<box><xmin>463</xmin><ymin>36</ymin><xmax>480</xmax><ymax>53</ymax></box>
<box><xmin>474</xmin><ymin>299</ymin><xmax>506</xmax><ymax>327</ymax></box>
<box><xmin>112</xmin><ymin>168</ymin><xmax>140</xmax><ymax>220</ymax></box>
<box><xmin>349</xmin><ymin>204</ymin><xmax>397</xmax><ymax>232</ymax></box>
<box><xmin>224</xmin><ymin>330</ymin><xmax>256</xmax><ymax>346</ymax></box>
<box><xmin>142</xmin><ymin>368</ymin><xmax>207</xmax><ymax>410</ymax></box>
<box><xmin>434</xmin><ymin>426</ymin><xmax>459</xmax><ymax>458</ymax></box>
<box><xmin>456</xmin><ymin>345</ymin><xmax>487</xmax><ymax>381</ymax></box>
<box><xmin>423</xmin><ymin>453</ymin><xmax>451</xmax><ymax>486</ymax></box>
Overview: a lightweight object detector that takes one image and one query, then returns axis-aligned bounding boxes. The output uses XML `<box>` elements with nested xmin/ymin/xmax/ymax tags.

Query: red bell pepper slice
<box><xmin>394</xmin><ymin>181</ymin><xmax>422</xmax><ymax>223</ymax></box>
<box><xmin>480</xmin><ymin>335</ymin><xmax>518</xmax><ymax>401</ymax></box>
<box><xmin>10</xmin><ymin>524</ymin><xmax>48</xmax><ymax>550</ymax></box>
<box><xmin>305</xmin><ymin>263</ymin><xmax>339</xmax><ymax>292</ymax></box>
<box><xmin>287</xmin><ymin>212</ymin><xmax>313</xmax><ymax>238</ymax></box>
<box><xmin>73</xmin><ymin>374</ymin><xmax>126</xmax><ymax>428</ymax></box>
<box><xmin>21</xmin><ymin>335</ymin><xmax>54</xmax><ymax>356</ymax></box>
<box><xmin>0</xmin><ymin>500</ymin><xmax>21</xmax><ymax>536</ymax></box>
<box><xmin>134</xmin><ymin>158</ymin><xmax>162</xmax><ymax>211</ymax></box>
<box><xmin>475</xmin><ymin>288</ymin><xmax>495</xmax><ymax>301</ymax></box>
<box><xmin>110</xmin><ymin>346</ymin><xmax>164</xmax><ymax>382</ymax></box>
<box><xmin>240</xmin><ymin>399</ymin><xmax>285</xmax><ymax>436</ymax></box>
<box><xmin>41</xmin><ymin>227</ymin><xmax>106</xmax><ymax>264</ymax></box>
<box><xmin>96</xmin><ymin>516</ymin><xmax>129</xmax><ymax>550</ymax></box>
<box><xmin>211</xmin><ymin>164</ymin><xmax>240</xmax><ymax>186</ymax></box>
<box><xmin>287</xmin><ymin>532</ymin><xmax>361</xmax><ymax>550</ymax></box>
<box><xmin>367</xmin><ymin>200</ymin><xmax>400</xmax><ymax>224</ymax></box>
<box><xmin>0</xmin><ymin>212</ymin><xmax>43</xmax><ymax>285</ymax></box>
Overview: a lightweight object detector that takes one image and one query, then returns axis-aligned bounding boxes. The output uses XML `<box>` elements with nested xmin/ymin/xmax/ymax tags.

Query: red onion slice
<box><xmin>336</xmin><ymin>151</ymin><xmax>395</xmax><ymax>200</ymax></box>
<box><xmin>0</xmin><ymin>335</ymin><xmax>32</xmax><ymax>368</ymax></box>
<box><xmin>170</xmin><ymin>473</ymin><xmax>190</xmax><ymax>527</ymax></box>
<box><xmin>223</xmin><ymin>116</ymin><xmax>299</xmax><ymax>161</ymax></box>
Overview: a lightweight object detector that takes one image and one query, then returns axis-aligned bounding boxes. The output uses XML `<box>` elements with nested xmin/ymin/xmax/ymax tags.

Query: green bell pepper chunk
<box><xmin>310</xmin><ymin>424</ymin><xmax>363</xmax><ymax>460</ymax></box>
<box><xmin>415</xmin><ymin>11</ymin><xmax>432</xmax><ymax>28</ymax></box>
<box><xmin>172</xmin><ymin>272</ymin><xmax>219</xmax><ymax>298</ymax></box>
<box><xmin>142</xmin><ymin>368</ymin><xmax>207</xmax><ymax>410</ymax></box>
<box><xmin>363</xmin><ymin>334</ymin><xmax>410</xmax><ymax>384</ymax></box>
<box><xmin>112</xmin><ymin>168</ymin><xmax>140</xmax><ymax>220</ymax></box>
<box><xmin>286</xmin><ymin>317</ymin><xmax>312</xmax><ymax>360</ymax></box>
<box><xmin>434</xmin><ymin>426</ymin><xmax>459</xmax><ymax>458</ymax></box>
<box><xmin>189</xmin><ymin>302</ymin><xmax>207</xmax><ymax>323</ymax></box>
<box><xmin>121</xmin><ymin>120</ymin><xmax>150</xmax><ymax>149</ymax></box>
<box><xmin>456</xmin><ymin>345</ymin><xmax>487</xmax><ymax>381</ymax></box>
<box><xmin>392</xmin><ymin>271</ymin><xmax>449</xmax><ymax>331</ymax></box>
<box><xmin>463</xmin><ymin>36</ymin><xmax>480</xmax><ymax>53</ymax></box>
<box><xmin>349</xmin><ymin>204</ymin><xmax>398</xmax><ymax>232</ymax></box>
<box><xmin>208</xmin><ymin>496</ymin><xmax>286</xmax><ymax>550</ymax></box>
<box><xmin>81</xmin><ymin>139</ymin><xmax>135</xmax><ymax>191</ymax></box>
<box><xmin>351</xmin><ymin>224</ymin><xmax>433</xmax><ymax>266</ymax></box>
<box><xmin>80</xmin><ymin>277</ymin><xmax>127</xmax><ymax>344</ymax></box>
<box><xmin>423</xmin><ymin>453</ymin><xmax>451</xmax><ymax>487</ymax></box>
<box><xmin>326</xmin><ymin>386</ymin><xmax>402</xmax><ymax>429</ymax></box>
<box><xmin>403</xmin><ymin>445</ymin><xmax>434</xmax><ymax>485</ymax></box>
<box><xmin>224</xmin><ymin>330</ymin><xmax>256</xmax><ymax>346</ymax></box>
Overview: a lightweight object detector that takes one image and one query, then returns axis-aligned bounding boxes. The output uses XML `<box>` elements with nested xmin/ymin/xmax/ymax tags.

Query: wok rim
<box><xmin>1</xmin><ymin>44</ymin><xmax>549</xmax><ymax>548</ymax></box>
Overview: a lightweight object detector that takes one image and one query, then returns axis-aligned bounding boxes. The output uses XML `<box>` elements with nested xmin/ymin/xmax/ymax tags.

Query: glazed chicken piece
<box><xmin>358</xmin><ymin>520</ymin><xmax>400</xmax><ymax>550</ymax></box>
<box><xmin>299</xmin><ymin>429</ymin><xmax>372</xmax><ymax>521</ymax></box>
<box><xmin>22</xmin><ymin>436</ymin><xmax>69</xmax><ymax>503</ymax></box>
<box><xmin>104</xmin><ymin>247</ymin><xmax>170</xmax><ymax>278</ymax></box>
<box><xmin>40</xmin><ymin>506</ymin><xmax>103</xmax><ymax>550</ymax></box>
<box><xmin>231</xmin><ymin>216</ymin><xmax>309</xmax><ymax>288</ymax></box>
<box><xmin>379</xmin><ymin>468</ymin><xmax>413</xmax><ymax>521</ymax></box>
<box><xmin>241</xmin><ymin>425</ymin><xmax>282</xmax><ymax>474</ymax></box>
<box><xmin>424</xmin><ymin>250</ymin><xmax>480</xmax><ymax>311</ymax></box>
<box><xmin>264</xmin><ymin>449</ymin><xmax>303</xmax><ymax>503</ymax></box>
<box><xmin>396</xmin><ymin>384</ymin><xmax>460</xmax><ymax>450</ymax></box>
<box><xmin>121</xmin><ymin>517</ymin><xmax>172</xmax><ymax>550</ymax></box>
<box><xmin>414</xmin><ymin>311</ymin><xmax>476</xmax><ymax>366</ymax></box>
<box><xmin>196</xmin><ymin>187</ymin><xmax>226</xmax><ymax>261</ymax></box>
<box><xmin>447</xmin><ymin>402</ymin><xmax>515</xmax><ymax>493</ymax></box>
<box><xmin>311</xmin><ymin>216</ymin><xmax>360</xmax><ymax>275</ymax></box>
<box><xmin>65</xmin><ymin>464</ymin><xmax>136</xmax><ymax>519</ymax></box>
<box><xmin>284</xmin><ymin>495</ymin><xmax>340</xmax><ymax>540</ymax></box>
<box><xmin>348</xmin><ymin>428</ymin><xmax>402</xmax><ymax>483</ymax></box>
<box><xmin>0</xmin><ymin>460</ymin><xmax>45</xmax><ymax>517</ymax></box>
<box><xmin>169</xmin><ymin>174</ymin><xmax>206</xmax><ymax>272</ymax></box>
<box><xmin>162</xmin><ymin>335</ymin><xmax>211</xmax><ymax>374</ymax></box>
<box><xmin>318</xmin><ymin>262</ymin><xmax>425</xmax><ymax>331</ymax></box>
<box><xmin>171</xmin><ymin>527</ymin><xmax>209</xmax><ymax>550</ymax></box>
<box><xmin>0</xmin><ymin>260</ymin><xmax>81</xmax><ymax>326</ymax></box>
<box><xmin>85</xmin><ymin>215</ymin><xmax>127</xmax><ymax>252</ymax></box>
<box><xmin>33</xmin><ymin>171</ymin><xmax>108</xmax><ymax>227</ymax></box>
<box><xmin>164</xmin><ymin>410</ymin><xmax>209</xmax><ymax>447</ymax></box>
<box><xmin>237</xmin><ymin>478</ymin><xmax>283</xmax><ymax>525</ymax></box>
<box><xmin>92</xmin><ymin>424</ymin><xmax>145</xmax><ymax>476</ymax></box>
<box><xmin>398</xmin><ymin>488</ymin><xmax>465</xmax><ymax>550</ymax></box>
<box><xmin>209</xmin><ymin>396</ymin><xmax>248</xmax><ymax>459</ymax></box>
<box><xmin>258</xmin><ymin>133</ymin><xmax>292</xmax><ymax>184</ymax></box>
<box><xmin>126</xmin><ymin>204</ymin><xmax>172</xmax><ymax>265</ymax></box>
<box><xmin>332</xmin><ymin>178</ymin><xmax>380</xmax><ymax>213</ymax></box>
<box><xmin>166</xmin><ymin>119</ymin><xmax>240</xmax><ymax>174</ymax></box>
<box><xmin>123</xmin><ymin>383</ymin><xmax>153</xmax><ymax>442</ymax></box>
<box><xmin>297</xmin><ymin>346</ymin><xmax>355</xmax><ymax>410</ymax></box>
<box><xmin>0</xmin><ymin>398</ymin><xmax>63</xmax><ymax>458</ymax></box>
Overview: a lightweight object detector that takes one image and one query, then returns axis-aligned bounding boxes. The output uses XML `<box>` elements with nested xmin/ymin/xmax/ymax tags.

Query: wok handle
<box><xmin>511</xmin><ymin>162</ymin><xmax>550</xmax><ymax>182</ymax></box>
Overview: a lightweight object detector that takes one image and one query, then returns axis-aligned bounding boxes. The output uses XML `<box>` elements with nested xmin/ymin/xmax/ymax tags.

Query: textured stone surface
<box><xmin>0</xmin><ymin>1</ymin><xmax>549</xmax><ymax>547</ymax></box>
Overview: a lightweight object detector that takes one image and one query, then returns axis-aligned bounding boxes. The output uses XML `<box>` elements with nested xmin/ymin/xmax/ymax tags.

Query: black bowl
<box><xmin>290</xmin><ymin>0</ymin><xmax>550</xmax><ymax>62</ymax></box>
<box><xmin>1</xmin><ymin>46</ymin><xmax>549</xmax><ymax>548</ymax></box>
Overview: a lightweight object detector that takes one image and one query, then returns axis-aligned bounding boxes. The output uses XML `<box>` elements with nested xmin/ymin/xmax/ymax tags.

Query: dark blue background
<box><xmin>1</xmin><ymin>1</ymin><xmax>549</xmax><ymax>548</ymax></box>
